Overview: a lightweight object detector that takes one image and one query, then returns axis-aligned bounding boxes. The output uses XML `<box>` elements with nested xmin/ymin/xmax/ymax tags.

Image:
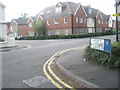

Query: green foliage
<box><xmin>33</xmin><ymin>20</ymin><xmax>46</xmax><ymax>36</ymax></box>
<box><xmin>85</xmin><ymin>42</ymin><xmax>120</xmax><ymax>69</ymax></box>
<box><xmin>0</xmin><ymin>37</ymin><xmax>5</xmax><ymax>42</ymax></box>
<box><xmin>19</xmin><ymin>13</ymin><xmax>29</xmax><ymax>19</ymax></box>
<box><xmin>21</xmin><ymin>30</ymin><xmax>116</xmax><ymax>40</ymax></box>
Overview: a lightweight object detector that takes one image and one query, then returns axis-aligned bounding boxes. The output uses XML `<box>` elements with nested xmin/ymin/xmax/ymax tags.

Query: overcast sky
<box><xmin>1</xmin><ymin>0</ymin><xmax>116</xmax><ymax>21</ymax></box>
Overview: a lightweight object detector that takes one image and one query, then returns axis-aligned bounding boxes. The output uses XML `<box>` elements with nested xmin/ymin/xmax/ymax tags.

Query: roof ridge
<box><xmin>66</xmin><ymin>2</ymin><xmax>72</xmax><ymax>14</ymax></box>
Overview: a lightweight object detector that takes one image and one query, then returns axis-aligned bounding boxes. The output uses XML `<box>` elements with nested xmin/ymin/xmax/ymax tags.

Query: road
<box><xmin>2</xmin><ymin>35</ymin><xmax>116</xmax><ymax>88</ymax></box>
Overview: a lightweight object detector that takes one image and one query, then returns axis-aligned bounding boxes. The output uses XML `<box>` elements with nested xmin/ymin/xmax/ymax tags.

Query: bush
<box><xmin>0</xmin><ymin>37</ymin><xmax>5</xmax><ymax>42</ymax></box>
<box><xmin>85</xmin><ymin>42</ymin><xmax>120</xmax><ymax>69</ymax></box>
<box><xmin>19</xmin><ymin>30</ymin><xmax>116</xmax><ymax>40</ymax></box>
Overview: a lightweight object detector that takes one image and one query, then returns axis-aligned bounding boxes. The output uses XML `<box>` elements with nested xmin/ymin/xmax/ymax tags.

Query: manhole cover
<box><xmin>23</xmin><ymin>76</ymin><xmax>50</xmax><ymax>87</ymax></box>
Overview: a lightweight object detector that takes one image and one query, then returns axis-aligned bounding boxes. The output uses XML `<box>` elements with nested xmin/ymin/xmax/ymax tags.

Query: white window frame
<box><xmin>84</xmin><ymin>18</ymin><xmax>87</xmax><ymax>23</ymax></box>
<box><xmin>29</xmin><ymin>23</ymin><xmax>32</xmax><ymax>27</ymax></box>
<box><xmin>47</xmin><ymin>20</ymin><xmax>50</xmax><ymax>25</ymax></box>
<box><xmin>102</xmin><ymin>20</ymin><xmax>104</xmax><ymax>24</ymax></box>
<box><xmin>64</xmin><ymin>18</ymin><xmax>67</xmax><ymax>23</ymax></box>
<box><xmin>80</xmin><ymin>17</ymin><xmax>83</xmax><ymax>23</ymax></box>
<box><xmin>76</xmin><ymin>17</ymin><xmax>78</xmax><ymax>23</ymax></box>
<box><xmin>92</xmin><ymin>19</ymin><xmax>94</xmax><ymax>23</ymax></box>
<box><xmin>89</xmin><ymin>9</ymin><xmax>91</xmax><ymax>13</ymax></box>
<box><xmin>55</xmin><ymin>7</ymin><xmax>62</xmax><ymax>13</ymax></box>
<box><xmin>98</xmin><ymin>19</ymin><xmax>100</xmax><ymax>24</ymax></box>
<box><xmin>54</xmin><ymin>19</ymin><xmax>59</xmax><ymax>24</ymax></box>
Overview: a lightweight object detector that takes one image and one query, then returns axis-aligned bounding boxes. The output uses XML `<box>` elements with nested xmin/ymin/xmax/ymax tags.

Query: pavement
<box><xmin>56</xmin><ymin>46</ymin><xmax>118</xmax><ymax>88</ymax></box>
<box><xmin>0</xmin><ymin>44</ymin><xmax>28</xmax><ymax>52</ymax></box>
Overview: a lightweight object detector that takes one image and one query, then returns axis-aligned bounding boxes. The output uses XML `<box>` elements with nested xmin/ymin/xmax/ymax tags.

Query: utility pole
<box><xmin>116</xmin><ymin>2</ymin><xmax>119</xmax><ymax>42</ymax></box>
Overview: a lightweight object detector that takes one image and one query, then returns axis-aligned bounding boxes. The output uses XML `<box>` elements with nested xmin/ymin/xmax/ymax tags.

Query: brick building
<box><xmin>9</xmin><ymin>18</ymin><xmax>34</xmax><ymax>37</ymax></box>
<box><xmin>31</xmin><ymin>2</ymin><xmax>113</xmax><ymax>36</ymax></box>
<box><xmin>9</xmin><ymin>1</ymin><xmax>113</xmax><ymax>37</ymax></box>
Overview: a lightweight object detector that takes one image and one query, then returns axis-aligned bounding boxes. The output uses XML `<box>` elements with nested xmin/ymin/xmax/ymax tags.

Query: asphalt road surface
<box><xmin>2</xmin><ymin>35</ymin><xmax>116</xmax><ymax>88</ymax></box>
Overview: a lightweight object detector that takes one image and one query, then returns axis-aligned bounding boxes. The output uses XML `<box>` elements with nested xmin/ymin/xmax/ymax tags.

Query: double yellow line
<box><xmin>43</xmin><ymin>46</ymin><xmax>86</xmax><ymax>89</ymax></box>
<box><xmin>43</xmin><ymin>52</ymin><xmax>75</xmax><ymax>89</ymax></box>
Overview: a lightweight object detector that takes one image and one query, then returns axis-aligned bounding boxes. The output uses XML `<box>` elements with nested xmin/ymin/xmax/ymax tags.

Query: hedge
<box><xmin>85</xmin><ymin>42</ymin><xmax>120</xmax><ymax>69</ymax></box>
<box><xmin>16</xmin><ymin>30</ymin><xmax>116</xmax><ymax>40</ymax></box>
<box><xmin>0</xmin><ymin>37</ymin><xmax>5</xmax><ymax>42</ymax></box>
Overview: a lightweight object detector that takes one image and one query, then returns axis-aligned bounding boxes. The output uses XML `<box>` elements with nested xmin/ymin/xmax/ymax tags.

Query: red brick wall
<box><xmin>18</xmin><ymin>25</ymin><xmax>28</xmax><ymax>36</ymax></box>
<box><xmin>45</xmin><ymin>16</ymin><xmax>72</xmax><ymax>30</ymax></box>
<box><xmin>73</xmin><ymin>5</ymin><xmax>87</xmax><ymax>28</ymax></box>
<box><xmin>28</xmin><ymin>18</ymin><xmax>33</xmax><ymax>23</ymax></box>
<box><xmin>96</xmin><ymin>13</ymin><xmax>108</xmax><ymax>29</ymax></box>
<box><xmin>6</xmin><ymin>25</ymin><xmax>10</xmax><ymax>35</ymax></box>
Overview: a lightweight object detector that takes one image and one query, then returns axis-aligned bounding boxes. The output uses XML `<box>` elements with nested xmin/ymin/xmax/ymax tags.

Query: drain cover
<box><xmin>23</xmin><ymin>76</ymin><xmax>50</xmax><ymax>87</ymax></box>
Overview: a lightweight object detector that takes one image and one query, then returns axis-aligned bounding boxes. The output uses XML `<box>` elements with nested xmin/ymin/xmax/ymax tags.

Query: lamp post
<box><xmin>115</xmin><ymin>1</ymin><xmax>120</xmax><ymax>42</ymax></box>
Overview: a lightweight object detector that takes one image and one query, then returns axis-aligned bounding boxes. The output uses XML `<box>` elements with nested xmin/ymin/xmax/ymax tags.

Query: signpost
<box><xmin>113</xmin><ymin>13</ymin><xmax>120</xmax><ymax>16</ymax></box>
<box><xmin>114</xmin><ymin>1</ymin><xmax>120</xmax><ymax>42</ymax></box>
<box><xmin>90</xmin><ymin>38</ymin><xmax>111</xmax><ymax>53</ymax></box>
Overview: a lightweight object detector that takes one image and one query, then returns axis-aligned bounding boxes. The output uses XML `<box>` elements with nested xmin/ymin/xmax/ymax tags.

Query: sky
<box><xmin>1</xmin><ymin>0</ymin><xmax>116</xmax><ymax>22</ymax></box>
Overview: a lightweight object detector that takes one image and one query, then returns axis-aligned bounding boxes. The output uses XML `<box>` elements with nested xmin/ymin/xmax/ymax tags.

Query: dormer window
<box><xmin>55</xmin><ymin>7</ymin><xmax>62</xmax><ymax>13</ymax></box>
<box><xmin>47</xmin><ymin>11</ymin><xmax>51</xmax><ymax>14</ymax></box>
<box><xmin>89</xmin><ymin>8</ymin><xmax>91</xmax><ymax>13</ymax></box>
<box><xmin>55</xmin><ymin>3</ymin><xmax>62</xmax><ymax>13</ymax></box>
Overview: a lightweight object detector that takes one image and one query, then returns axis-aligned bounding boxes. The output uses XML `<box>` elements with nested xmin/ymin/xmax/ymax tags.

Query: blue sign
<box><xmin>90</xmin><ymin>38</ymin><xmax>111</xmax><ymax>53</ymax></box>
<box><xmin>104</xmin><ymin>39</ymin><xmax>111</xmax><ymax>52</ymax></box>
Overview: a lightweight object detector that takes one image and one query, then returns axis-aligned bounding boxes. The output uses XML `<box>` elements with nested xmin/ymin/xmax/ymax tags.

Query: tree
<box><xmin>33</xmin><ymin>20</ymin><xmax>46</xmax><ymax>36</ymax></box>
<box><xmin>19</xmin><ymin>13</ymin><xmax>29</xmax><ymax>19</ymax></box>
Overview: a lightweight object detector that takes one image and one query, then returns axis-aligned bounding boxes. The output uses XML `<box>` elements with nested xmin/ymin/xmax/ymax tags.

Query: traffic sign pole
<box><xmin>116</xmin><ymin>2</ymin><xmax>119</xmax><ymax>42</ymax></box>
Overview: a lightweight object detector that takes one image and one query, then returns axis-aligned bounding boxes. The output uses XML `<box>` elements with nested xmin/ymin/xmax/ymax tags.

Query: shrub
<box><xmin>0</xmin><ymin>37</ymin><xmax>5</xmax><ymax>42</ymax></box>
<box><xmin>17</xmin><ymin>30</ymin><xmax>116</xmax><ymax>40</ymax></box>
<box><xmin>85</xmin><ymin>42</ymin><xmax>120</xmax><ymax>69</ymax></box>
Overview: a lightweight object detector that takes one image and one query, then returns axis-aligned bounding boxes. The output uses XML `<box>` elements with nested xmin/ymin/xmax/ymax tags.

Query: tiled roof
<box><xmin>14</xmin><ymin>18</ymin><xmax>28</xmax><ymax>25</ymax></box>
<box><xmin>33</xmin><ymin>2</ymin><xmax>110</xmax><ymax>20</ymax></box>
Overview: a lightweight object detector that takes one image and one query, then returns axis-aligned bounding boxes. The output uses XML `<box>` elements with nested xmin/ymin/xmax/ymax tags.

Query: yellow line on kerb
<box><xmin>48</xmin><ymin>57</ymin><xmax>75</xmax><ymax>89</ymax></box>
<box><xmin>43</xmin><ymin>46</ymin><xmax>87</xmax><ymax>89</ymax></box>
<box><xmin>43</xmin><ymin>53</ymin><xmax>65</xmax><ymax>89</ymax></box>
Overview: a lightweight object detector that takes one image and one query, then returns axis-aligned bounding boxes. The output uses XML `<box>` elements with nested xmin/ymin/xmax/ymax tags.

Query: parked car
<box><xmin>17</xmin><ymin>36</ymin><xmax>24</xmax><ymax>40</ymax></box>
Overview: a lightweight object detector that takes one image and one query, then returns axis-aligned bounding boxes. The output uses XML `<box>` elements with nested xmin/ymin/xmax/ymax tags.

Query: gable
<box><xmin>11</xmin><ymin>19</ymin><xmax>18</xmax><ymax>25</ymax></box>
<box><xmin>36</xmin><ymin>15</ymin><xmax>43</xmax><ymax>21</ymax></box>
<box><xmin>96</xmin><ymin>11</ymin><xmax>102</xmax><ymax>19</ymax></box>
<box><xmin>74</xmin><ymin>4</ymin><xmax>87</xmax><ymax>17</ymax></box>
<box><xmin>54</xmin><ymin>3</ymin><xmax>62</xmax><ymax>8</ymax></box>
<box><xmin>27</xmin><ymin>18</ymin><xmax>34</xmax><ymax>23</ymax></box>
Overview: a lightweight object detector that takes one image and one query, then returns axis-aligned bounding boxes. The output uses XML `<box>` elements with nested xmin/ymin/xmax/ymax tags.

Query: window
<box><xmin>47</xmin><ymin>11</ymin><xmax>51</xmax><ymax>14</ymax></box>
<box><xmin>54</xmin><ymin>19</ymin><xmax>59</xmax><ymax>24</ymax></box>
<box><xmin>28</xmin><ymin>31</ymin><xmax>34</xmax><ymax>36</ymax></box>
<box><xmin>76</xmin><ymin>17</ymin><xmax>78</xmax><ymax>23</ymax></box>
<box><xmin>106</xmin><ymin>21</ymin><xmax>107</xmax><ymax>24</ymax></box>
<box><xmin>55</xmin><ymin>7</ymin><xmax>62</xmax><ymax>13</ymax></box>
<box><xmin>84</xmin><ymin>18</ymin><xmax>87</xmax><ymax>23</ymax></box>
<box><xmin>89</xmin><ymin>9</ymin><xmax>91</xmax><ymax>13</ymax></box>
<box><xmin>47</xmin><ymin>21</ymin><xmax>50</xmax><ymax>25</ymax></box>
<box><xmin>80</xmin><ymin>17</ymin><xmax>83</xmax><ymax>23</ymax></box>
<box><xmin>92</xmin><ymin>19</ymin><xmax>94</xmax><ymax>23</ymax></box>
<box><xmin>64</xmin><ymin>18</ymin><xmax>67</xmax><ymax>23</ymax></box>
<box><xmin>29</xmin><ymin>23</ymin><xmax>32</xmax><ymax>27</ymax></box>
<box><xmin>102</xmin><ymin>20</ymin><xmax>104</xmax><ymax>24</ymax></box>
<box><xmin>98</xmin><ymin>19</ymin><xmax>100</xmax><ymax>24</ymax></box>
<box><xmin>10</xmin><ymin>27</ymin><xmax>13</xmax><ymax>31</ymax></box>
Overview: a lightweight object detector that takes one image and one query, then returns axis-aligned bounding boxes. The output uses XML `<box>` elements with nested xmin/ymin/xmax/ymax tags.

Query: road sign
<box><xmin>90</xmin><ymin>38</ymin><xmax>111</xmax><ymax>53</ymax></box>
<box><xmin>113</xmin><ymin>13</ymin><xmax>120</xmax><ymax>16</ymax></box>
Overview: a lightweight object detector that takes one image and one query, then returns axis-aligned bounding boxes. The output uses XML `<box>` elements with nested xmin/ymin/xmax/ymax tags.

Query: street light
<box><xmin>115</xmin><ymin>1</ymin><xmax>120</xmax><ymax>42</ymax></box>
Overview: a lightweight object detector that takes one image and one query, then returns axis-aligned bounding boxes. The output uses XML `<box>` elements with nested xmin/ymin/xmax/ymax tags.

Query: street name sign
<box><xmin>90</xmin><ymin>38</ymin><xmax>111</xmax><ymax>53</ymax></box>
<box><xmin>113</xmin><ymin>13</ymin><xmax>120</xmax><ymax>16</ymax></box>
